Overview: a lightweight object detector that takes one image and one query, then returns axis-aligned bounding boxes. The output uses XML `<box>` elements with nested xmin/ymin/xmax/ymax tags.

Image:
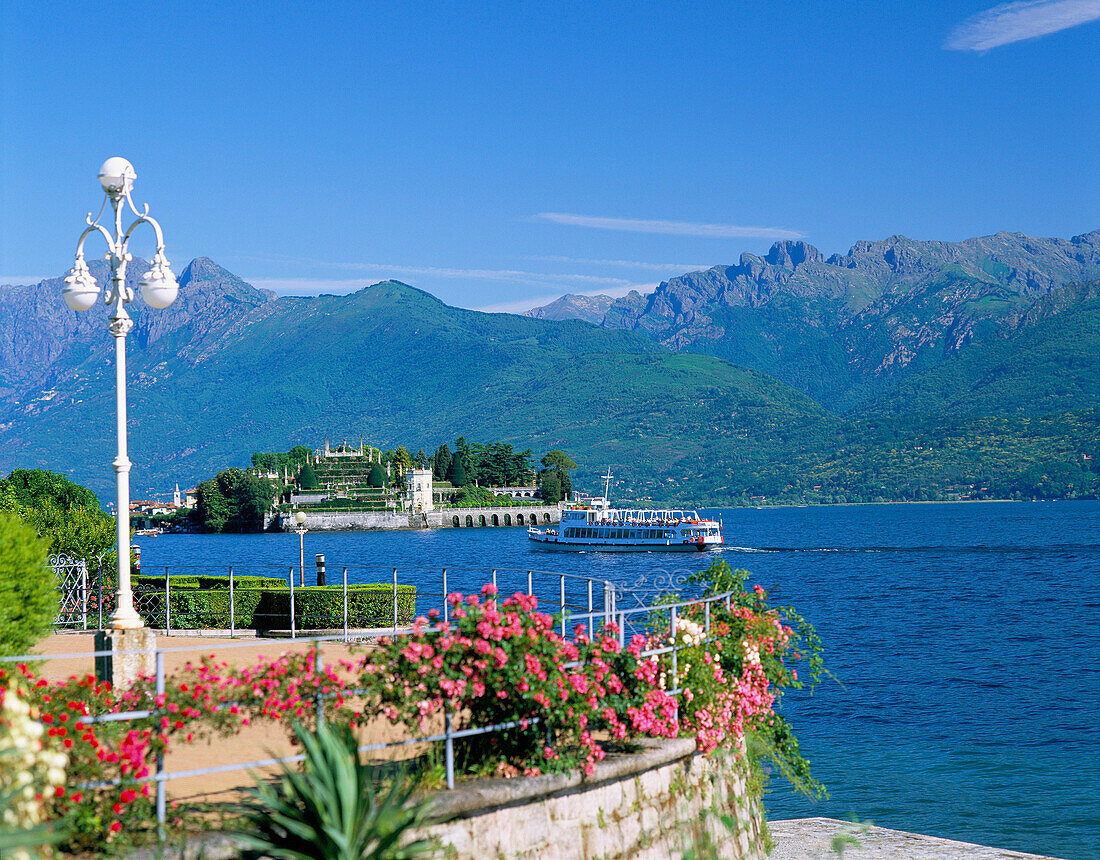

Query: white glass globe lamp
<box><xmin>62</xmin><ymin>257</ymin><xmax>100</xmax><ymax>311</ymax></box>
<box><xmin>139</xmin><ymin>253</ymin><xmax>178</xmax><ymax>309</ymax></box>
<box><xmin>98</xmin><ymin>157</ymin><xmax>136</xmax><ymax>195</ymax></box>
<box><xmin>295</xmin><ymin>511</ymin><xmax>307</xmax><ymax>526</ymax></box>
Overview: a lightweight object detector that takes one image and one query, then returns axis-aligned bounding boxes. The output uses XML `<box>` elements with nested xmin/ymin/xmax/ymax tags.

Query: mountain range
<box><xmin>2</xmin><ymin>229</ymin><xmax>1099</xmax><ymax>505</ymax></box>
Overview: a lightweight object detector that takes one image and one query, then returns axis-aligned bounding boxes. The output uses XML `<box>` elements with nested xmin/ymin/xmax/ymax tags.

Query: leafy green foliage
<box><xmin>19</xmin><ymin>499</ymin><xmax>115</xmax><ymax>561</ymax></box>
<box><xmin>195</xmin><ymin>467</ymin><xmax>275</xmax><ymax>532</ymax></box>
<box><xmin>431</xmin><ymin>444</ymin><xmax>451</xmax><ymax>480</ymax></box>
<box><xmin>0</xmin><ymin>468</ymin><xmax>99</xmax><ymax>511</ymax></box>
<box><xmin>131</xmin><ymin>574</ymin><xmax>416</xmax><ymax>630</ymax></box>
<box><xmin>368</xmin><ymin>462</ymin><xmax>386</xmax><ymax>489</ymax></box>
<box><xmin>0</xmin><ymin>513</ymin><xmax>56</xmax><ymax>656</ymax></box>
<box><xmin>447</xmin><ymin>456</ymin><xmax>468</xmax><ymax>487</ymax></box>
<box><xmin>232</xmin><ymin>720</ymin><xmax>436</xmax><ymax>860</ymax></box>
<box><xmin>539</xmin><ymin>450</ymin><xmax>576</xmax><ymax>500</ymax></box>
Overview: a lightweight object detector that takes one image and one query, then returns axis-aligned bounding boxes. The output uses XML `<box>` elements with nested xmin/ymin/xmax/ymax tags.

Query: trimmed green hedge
<box><xmin>132</xmin><ymin>574</ymin><xmax>415</xmax><ymax>631</ymax></box>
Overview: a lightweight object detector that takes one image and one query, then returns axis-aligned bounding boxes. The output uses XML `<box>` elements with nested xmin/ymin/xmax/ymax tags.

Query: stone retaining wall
<box><xmin>275</xmin><ymin>505</ymin><xmax>562</xmax><ymax>531</ymax></box>
<box><xmin>422</xmin><ymin>737</ymin><xmax>766</xmax><ymax>860</ymax></box>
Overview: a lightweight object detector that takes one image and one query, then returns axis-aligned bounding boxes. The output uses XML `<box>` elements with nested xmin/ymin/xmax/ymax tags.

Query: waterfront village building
<box><xmin>408</xmin><ymin>468</ymin><xmax>434</xmax><ymax>512</ymax></box>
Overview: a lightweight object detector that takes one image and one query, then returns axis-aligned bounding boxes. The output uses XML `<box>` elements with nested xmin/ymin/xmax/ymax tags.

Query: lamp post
<box><xmin>63</xmin><ymin>158</ymin><xmax>178</xmax><ymax>630</ymax></box>
<box><xmin>294</xmin><ymin>511</ymin><xmax>308</xmax><ymax>587</ymax></box>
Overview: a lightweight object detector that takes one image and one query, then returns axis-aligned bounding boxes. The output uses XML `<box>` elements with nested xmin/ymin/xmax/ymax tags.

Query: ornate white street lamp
<box><xmin>294</xmin><ymin>511</ymin><xmax>308</xmax><ymax>587</ymax></box>
<box><xmin>63</xmin><ymin>157</ymin><xmax>178</xmax><ymax>630</ymax></box>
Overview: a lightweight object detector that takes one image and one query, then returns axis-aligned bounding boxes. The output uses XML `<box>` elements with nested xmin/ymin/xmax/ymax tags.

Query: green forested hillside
<box><xmin>3</xmin><ymin>251</ymin><xmax>1100</xmax><ymax>507</ymax></box>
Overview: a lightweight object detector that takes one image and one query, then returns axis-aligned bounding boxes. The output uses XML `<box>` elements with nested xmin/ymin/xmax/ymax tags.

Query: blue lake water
<box><xmin>135</xmin><ymin>501</ymin><xmax>1100</xmax><ymax>859</ymax></box>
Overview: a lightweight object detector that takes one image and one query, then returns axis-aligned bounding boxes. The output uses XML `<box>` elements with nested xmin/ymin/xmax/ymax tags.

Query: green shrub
<box><xmin>0</xmin><ymin>514</ymin><xmax>56</xmax><ymax>656</ymax></box>
<box><xmin>131</xmin><ymin>574</ymin><xmax>415</xmax><ymax>631</ymax></box>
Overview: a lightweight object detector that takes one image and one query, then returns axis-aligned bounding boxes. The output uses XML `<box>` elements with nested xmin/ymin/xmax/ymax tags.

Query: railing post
<box><xmin>587</xmin><ymin>579</ymin><xmax>594</xmax><ymax>638</ymax></box>
<box><xmin>81</xmin><ymin>561</ymin><xmax>88</xmax><ymax>631</ymax></box>
<box><xmin>491</xmin><ymin>568</ymin><xmax>497</xmax><ymax>593</ymax></box>
<box><xmin>704</xmin><ymin>600</ymin><xmax>711</xmax><ymax>637</ymax></box>
<box><xmin>314</xmin><ymin>641</ymin><xmax>324</xmax><ymax>725</ymax></box>
<box><xmin>155</xmin><ymin>650</ymin><xmax>166</xmax><ymax>838</ymax></box>
<box><xmin>670</xmin><ymin>606</ymin><xmax>679</xmax><ymax>718</ymax></box>
<box><xmin>229</xmin><ymin>566</ymin><xmax>235</xmax><ymax>637</ymax></box>
<box><xmin>289</xmin><ymin>566</ymin><xmax>296</xmax><ymax>639</ymax></box>
<box><xmin>392</xmin><ymin>567</ymin><xmax>399</xmax><ymax>634</ymax></box>
<box><xmin>97</xmin><ymin>561</ymin><xmax>104</xmax><ymax>631</ymax></box>
<box><xmin>164</xmin><ymin>566</ymin><xmax>171</xmax><ymax>634</ymax></box>
<box><xmin>342</xmin><ymin>567</ymin><xmax>349</xmax><ymax>642</ymax></box>
<box><xmin>559</xmin><ymin>574</ymin><xmax>567</xmax><ymax>637</ymax></box>
<box><xmin>444</xmin><ymin>710</ymin><xmax>455</xmax><ymax>790</ymax></box>
<box><xmin>618</xmin><ymin>611</ymin><xmax>626</xmax><ymax>649</ymax></box>
<box><xmin>442</xmin><ymin>568</ymin><xmax>448</xmax><ymax>624</ymax></box>
<box><xmin>527</xmin><ymin>570</ymin><xmax>533</xmax><ymax>596</ymax></box>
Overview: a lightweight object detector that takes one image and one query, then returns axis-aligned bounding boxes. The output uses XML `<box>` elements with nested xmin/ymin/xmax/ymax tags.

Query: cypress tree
<box><xmin>448</xmin><ymin>457</ymin><xmax>468</xmax><ymax>487</ymax></box>
<box><xmin>368</xmin><ymin>462</ymin><xmax>386</xmax><ymax>488</ymax></box>
<box><xmin>298</xmin><ymin>462</ymin><xmax>320</xmax><ymax>490</ymax></box>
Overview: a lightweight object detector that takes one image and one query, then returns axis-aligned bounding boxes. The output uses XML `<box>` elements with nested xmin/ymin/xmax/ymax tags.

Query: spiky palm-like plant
<box><xmin>232</xmin><ymin>721</ymin><xmax>436</xmax><ymax>860</ymax></box>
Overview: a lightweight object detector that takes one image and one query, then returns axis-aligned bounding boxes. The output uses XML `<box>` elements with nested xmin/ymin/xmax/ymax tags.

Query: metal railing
<box><xmin>25</xmin><ymin>566</ymin><xmax>738</xmax><ymax>835</ymax></box>
<box><xmin>76</xmin><ymin>565</ymin><xmax>621</xmax><ymax>640</ymax></box>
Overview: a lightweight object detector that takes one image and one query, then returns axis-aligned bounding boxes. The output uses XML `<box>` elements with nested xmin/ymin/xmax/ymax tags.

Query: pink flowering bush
<box><xmin>356</xmin><ymin>585</ymin><xmax>678</xmax><ymax>777</ymax></box>
<box><xmin>2</xmin><ymin>648</ymin><xmax>357</xmax><ymax>855</ymax></box>
<box><xmin>661</xmin><ymin>560</ymin><xmax>827</xmax><ymax>797</ymax></box>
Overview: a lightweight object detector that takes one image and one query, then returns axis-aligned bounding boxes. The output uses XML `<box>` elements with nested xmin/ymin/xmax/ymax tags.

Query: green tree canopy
<box><xmin>21</xmin><ymin>500</ymin><xmax>114</xmax><ymax>562</ymax></box>
<box><xmin>448</xmin><ymin>456</ymin><xmax>469</xmax><ymax>487</ymax></box>
<box><xmin>392</xmin><ymin>447</ymin><xmax>412</xmax><ymax>478</ymax></box>
<box><xmin>539</xmin><ymin>451</ymin><xmax>577</xmax><ymax>498</ymax></box>
<box><xmin>432</xmin><ymin>444</ymin><xmax>452</xmax><ymax>481</ymax></box>
<box><xmin>196</xmin><ymin>468</ymin><xmax>274</xmax><ymax>533</ymax></box>
<box><xmin>0</xmin><ymin>513</ymin><xmax>56</xmax><ymax>656</ymax></box>
<box><xmin>1</xmin><ymin>469</ymin><xmax>99</xmax><ymax>511</ymax></box>
<box><xmin>539</xmin><ymin>473</ymin><xmax>563</xmax><ymax>505</ymax></box>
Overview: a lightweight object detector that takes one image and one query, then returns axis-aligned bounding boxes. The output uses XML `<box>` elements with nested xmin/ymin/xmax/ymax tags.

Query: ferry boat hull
<box><xmin>528</xmin><ymin>532</ymin><xmax>713</xmax><ymax>552</ymax></box>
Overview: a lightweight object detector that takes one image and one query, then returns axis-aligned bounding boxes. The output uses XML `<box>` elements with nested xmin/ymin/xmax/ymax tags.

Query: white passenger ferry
<box><xmin>528</xmin><ymin>472</ymin><xmax>724</xmax><ymax>552</ymax></box>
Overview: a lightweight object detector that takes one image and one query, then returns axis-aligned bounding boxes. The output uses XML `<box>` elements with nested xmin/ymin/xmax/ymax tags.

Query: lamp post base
<box><xmin>95</xmin><ymin>627</ymin><xmax>156</xmax><ymax>688</ymax></box>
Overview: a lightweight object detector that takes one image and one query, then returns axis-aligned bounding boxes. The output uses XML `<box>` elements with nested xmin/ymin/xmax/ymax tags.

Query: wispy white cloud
<box><xmin>535</xmin><ymin>212</ymin><xmax>804</xmax><ymax>240</ymax></box>
<box><xmin>945</xmin><ymin>0</ymin><xmax>1100</xmax><ymax>50</ymax></box>
<box><xmin>338</xmin><ymin>262</ymin><xmax>630</xmax><ymax>288</ymax></box>
<box><xmin>526</xmin><ymin>255</ymin><xmax>709</xmax><ymax>272</ymax></box>
<box><xmin>238</xmin><ymin>253</ymin><xmax>631</xmax><ymax>291</ymax></box>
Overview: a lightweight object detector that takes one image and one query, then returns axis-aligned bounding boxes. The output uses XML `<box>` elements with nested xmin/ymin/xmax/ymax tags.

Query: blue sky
<box><xmin>1</xmin><ymin>0</ymin><xmax>1097</xmax><ymax>311</ymax></box>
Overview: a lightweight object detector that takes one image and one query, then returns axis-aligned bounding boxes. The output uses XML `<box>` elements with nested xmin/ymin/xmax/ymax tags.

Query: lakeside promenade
<box><xmin>34</xmin><ymin>632</ymin><xmax>1067</xmax><ymax>860</ymax></box>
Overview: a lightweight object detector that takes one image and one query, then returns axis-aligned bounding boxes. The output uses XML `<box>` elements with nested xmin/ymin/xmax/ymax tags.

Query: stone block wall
<box><xmin>422</xmin><ymin>737</ymin><xmax>766</xmax><ymax>860</ymax></box>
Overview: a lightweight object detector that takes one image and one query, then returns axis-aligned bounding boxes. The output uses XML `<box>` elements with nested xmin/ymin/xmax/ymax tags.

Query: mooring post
<box><xmin>316</xmin><ymin>553</ymin><xmax>326</xmax><ymax>587</ymax></box>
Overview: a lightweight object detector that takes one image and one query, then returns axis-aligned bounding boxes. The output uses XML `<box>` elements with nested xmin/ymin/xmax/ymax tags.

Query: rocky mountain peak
<box><xmin>765</xmin><ymin>240</ymin><xmax>823</xmax><ymax>270</ymax></box>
